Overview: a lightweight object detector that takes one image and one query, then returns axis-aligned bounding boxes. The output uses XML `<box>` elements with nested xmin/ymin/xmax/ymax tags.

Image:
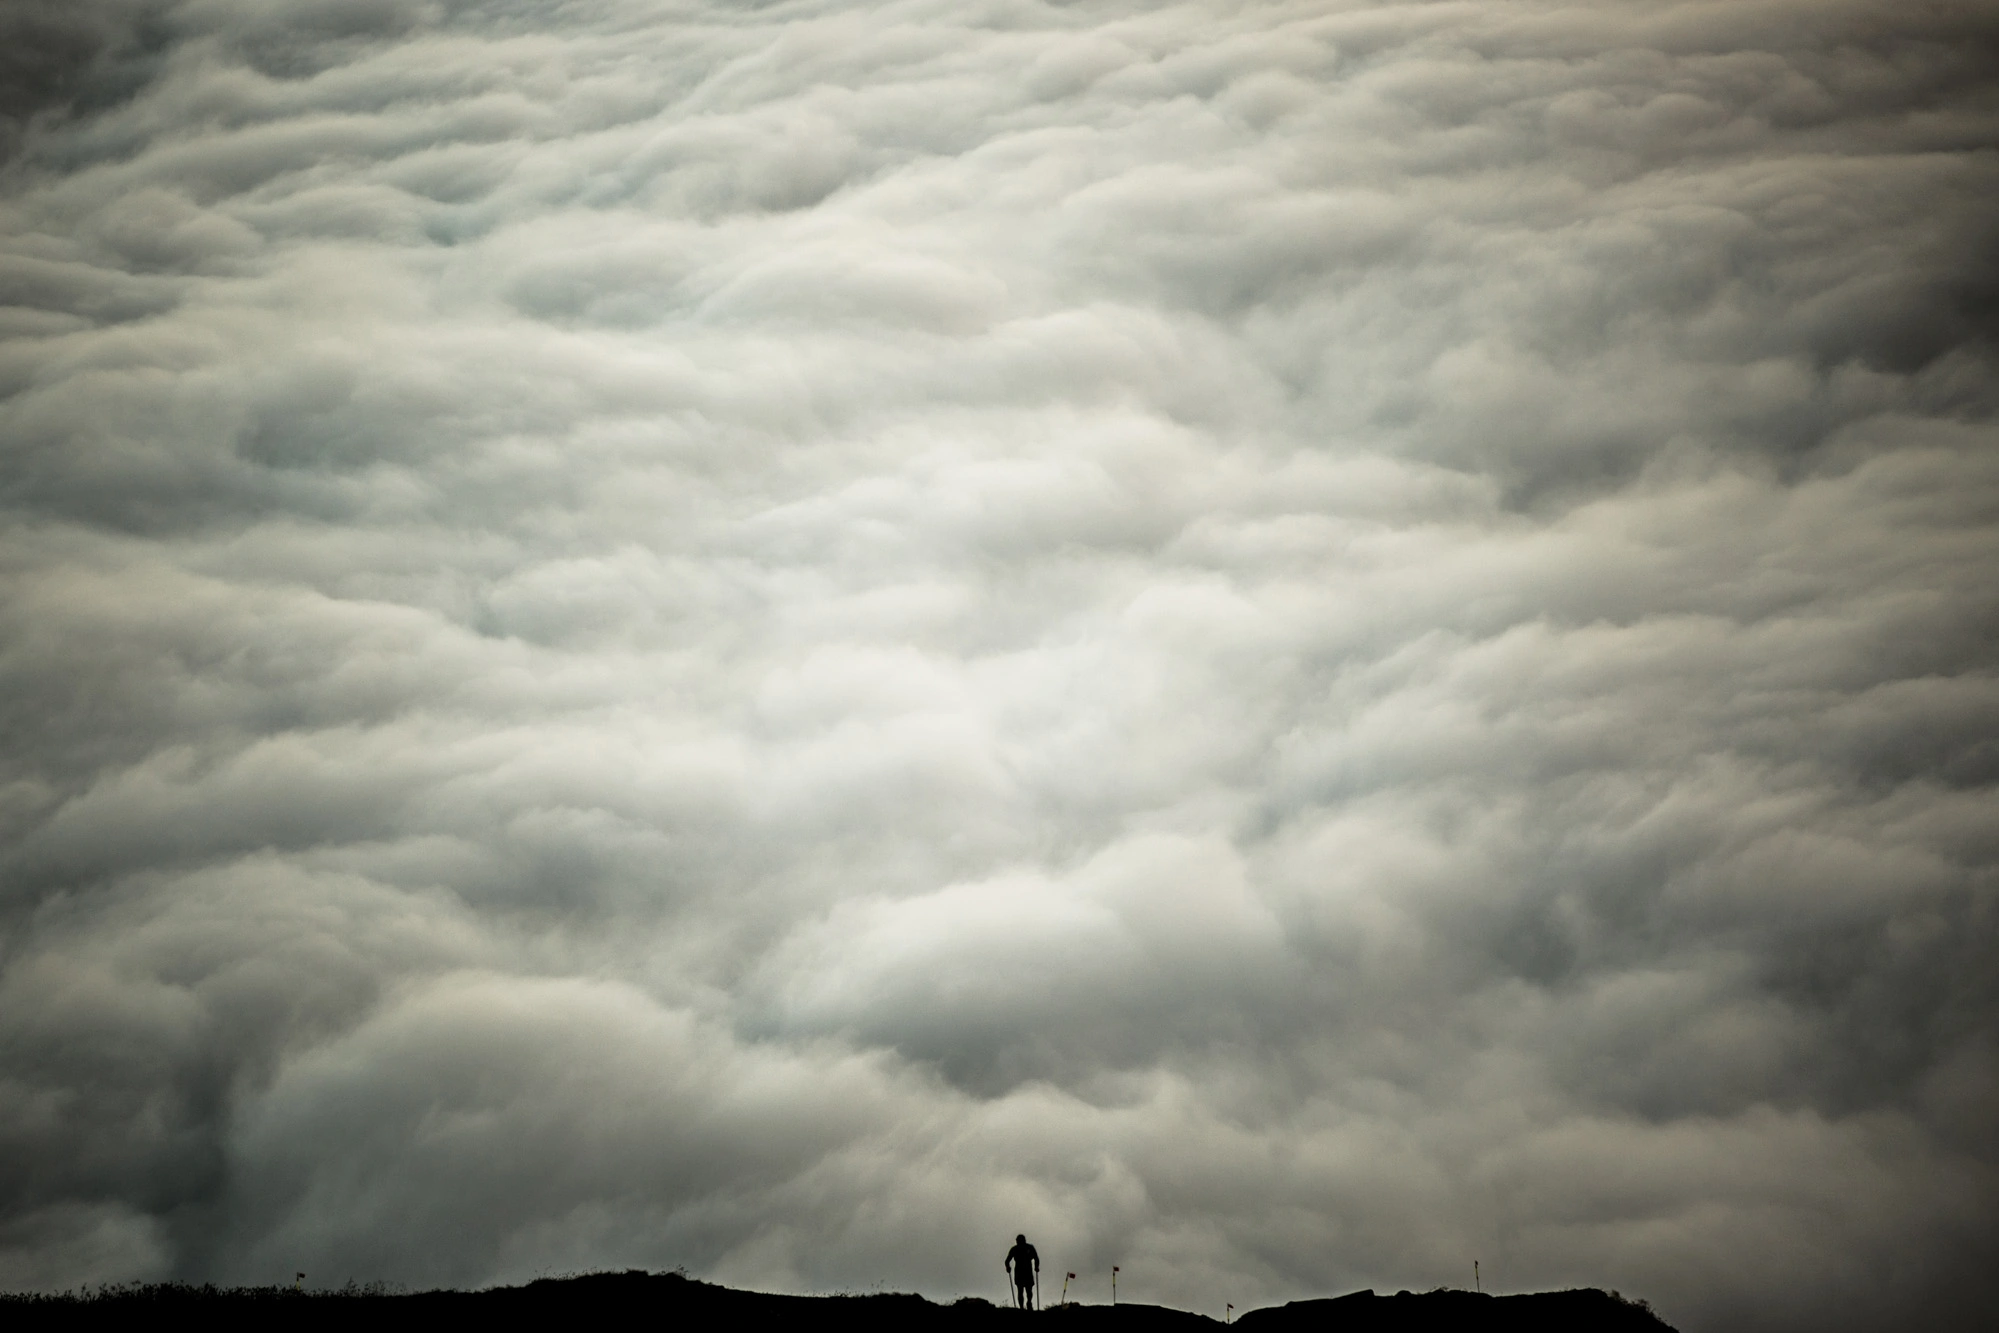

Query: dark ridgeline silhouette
<box><xmin>1233</xmin><ymin>1288</ymin><xmax>1674</xmax><ymax>1332</ymax></box>
<box><xmin>1006</xmin><ymin>1233</ymin><xmax>1041</xmax><ymax>1309</ymax></box>
<box><xmin>0</xmin><ymin>1269</ymin><xmax>1678</xmax><ymax>1332</ymax></box>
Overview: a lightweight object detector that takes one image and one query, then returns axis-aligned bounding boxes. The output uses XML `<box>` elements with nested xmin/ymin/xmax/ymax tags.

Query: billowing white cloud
<box><xmin>2</xmin><ymin>2</ymin><xmax>1995</xmax><ymax>1331</ymax></box>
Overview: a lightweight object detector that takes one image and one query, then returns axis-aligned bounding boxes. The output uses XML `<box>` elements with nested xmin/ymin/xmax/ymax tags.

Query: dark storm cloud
<box><xmin>2</xmin><ymin>3</ymin><xmax>1996</xmax><ymax>1331</ymax></box>
<box><xmin>0</xmin><ymin>0</ymin><xmax>170</xmax><ymax>164</ymax></box>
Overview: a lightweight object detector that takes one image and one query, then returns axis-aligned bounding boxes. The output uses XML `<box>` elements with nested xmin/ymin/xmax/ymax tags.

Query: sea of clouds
<box><xmin>2</xmin><ymin>2</ymin><xmax>1996</xmax><ymax>1330</ymax></box>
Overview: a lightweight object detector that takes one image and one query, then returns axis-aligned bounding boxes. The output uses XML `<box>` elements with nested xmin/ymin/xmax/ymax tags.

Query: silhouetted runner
<box><xmin>1005</xmin><ymin>1234</ymin><xmax>1039</xmax><ymax>1309</ymax></box>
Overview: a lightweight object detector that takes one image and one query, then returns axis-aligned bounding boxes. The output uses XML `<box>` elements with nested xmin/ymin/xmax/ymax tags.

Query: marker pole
<box><xmin>1112</xmin><ymin>1267</ymin><xmax>1118</xmax><ymax>1305</ymax></box>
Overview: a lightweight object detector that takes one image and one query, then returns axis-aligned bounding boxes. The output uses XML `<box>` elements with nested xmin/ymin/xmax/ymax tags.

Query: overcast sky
<box><xmin>2</xmin><ymin>1</ymin><xmax>1995</xmax><ymax>1329</ymax></box>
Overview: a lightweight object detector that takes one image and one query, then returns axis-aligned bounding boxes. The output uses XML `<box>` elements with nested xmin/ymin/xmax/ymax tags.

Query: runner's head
<box><xmin>1016</xmin><ymin>1234</ymin><xmax>1026</xmax><ymax>1245</ymax></box>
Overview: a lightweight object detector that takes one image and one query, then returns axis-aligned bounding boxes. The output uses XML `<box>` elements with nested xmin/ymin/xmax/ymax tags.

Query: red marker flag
<box><xmin>1066</xmin><ymin>1273</ymin><xmax>1076</xmax><ymax>1281</ymax></box>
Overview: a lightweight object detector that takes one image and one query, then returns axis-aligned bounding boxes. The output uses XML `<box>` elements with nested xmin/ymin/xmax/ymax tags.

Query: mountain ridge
<box><xmin>2</xmin><ymin>1266</ymin><xmax>1677</xmax><ymax>1330</ymax></box>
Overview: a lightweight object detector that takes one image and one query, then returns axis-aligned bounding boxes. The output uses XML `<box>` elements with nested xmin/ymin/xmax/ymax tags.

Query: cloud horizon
<box><xmin>2</xmin><ymin>3</ymin><xmax>1995</xmax><ymax>1331</ymax></box>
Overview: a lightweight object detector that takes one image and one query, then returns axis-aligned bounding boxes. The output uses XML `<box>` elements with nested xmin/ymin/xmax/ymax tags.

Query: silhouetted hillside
<box><xmin>1235</xmin><ymin>1287</ymin><xmax>1673</xmax><ymax>1332</ymax></box>
<box><xmin>1</xmin><ymin>1268</ymin><xmax>1676</xmax><ymax>1332</ymax></box>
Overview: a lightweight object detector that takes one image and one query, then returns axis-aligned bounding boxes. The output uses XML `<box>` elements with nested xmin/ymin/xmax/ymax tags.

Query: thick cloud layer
<box><xmin>2</xmin><ymin>2</ymin><xmax>1996</xmax><ymax>1330</ymax></box>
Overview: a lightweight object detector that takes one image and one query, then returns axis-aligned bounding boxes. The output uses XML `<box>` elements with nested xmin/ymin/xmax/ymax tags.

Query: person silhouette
<box><xmin>1005</xmin><ymin>1233</ymin><xmax>1040</xmax><ymax>1309</ymax></box>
